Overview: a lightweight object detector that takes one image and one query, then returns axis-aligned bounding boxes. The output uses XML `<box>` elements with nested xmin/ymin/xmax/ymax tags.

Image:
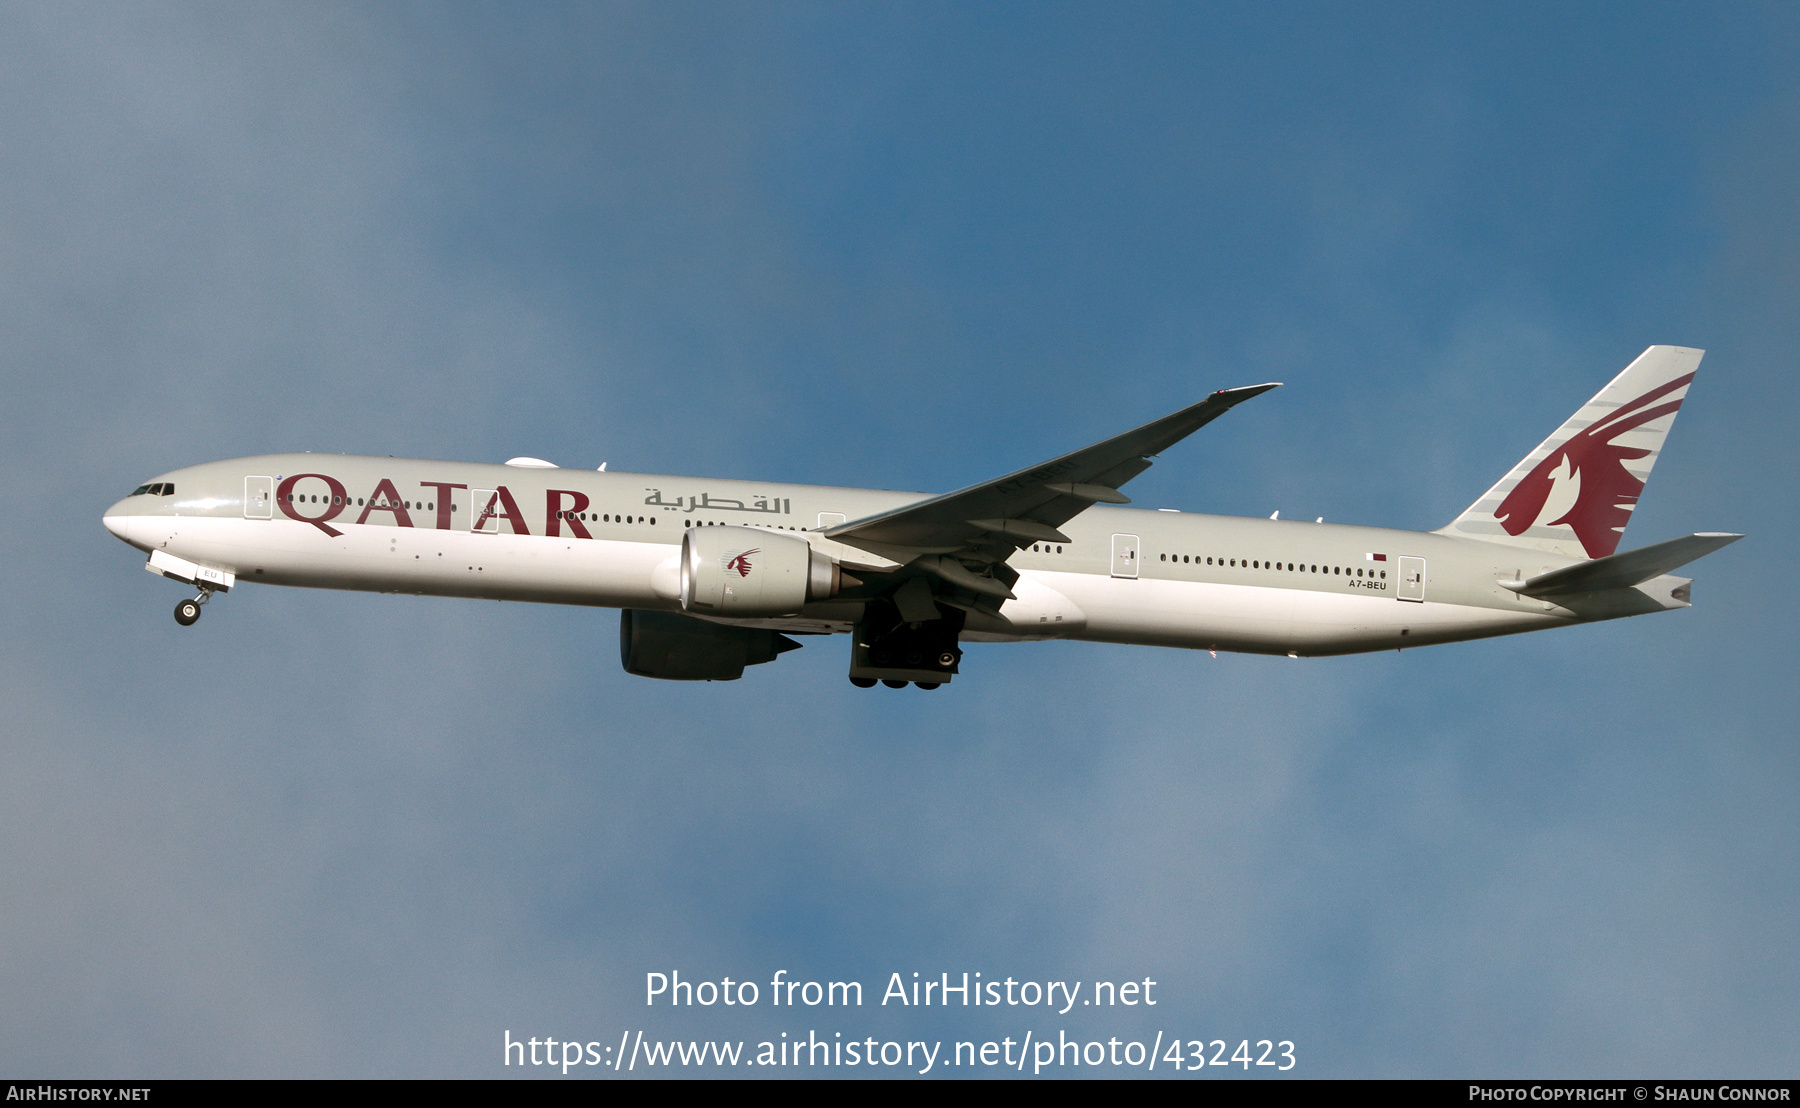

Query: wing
<box><xmin>823</xmin><ymin>383</ymin><xmax>1279</xmax><ymax>599</ymax></box>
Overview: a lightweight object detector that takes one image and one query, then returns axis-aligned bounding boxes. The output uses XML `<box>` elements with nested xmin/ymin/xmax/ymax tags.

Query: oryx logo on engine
<box><xmin>724</xmin><ymin>548</ymin><xmax>760</xmax><ymax>577</ymax></box>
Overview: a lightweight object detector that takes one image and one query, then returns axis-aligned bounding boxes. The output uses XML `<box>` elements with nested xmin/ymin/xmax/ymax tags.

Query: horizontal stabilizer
<box><xmin>1500</xmin><ymin>532</ymin><xmax>1741</xmax><ymax>598</ymax></box>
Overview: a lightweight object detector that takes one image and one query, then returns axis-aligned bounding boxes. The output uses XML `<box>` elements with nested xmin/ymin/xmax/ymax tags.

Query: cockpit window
<box><xmin>160</xmin><ymin>484</ymin><xmax>173</xmax><ymax>496</ymax></box>
<box><xmin>131</xmin><ymin>483</ymin><xmax>174</xmax><ymax>497</ymax></box>
<box><xmin>131</xmin><ymin>485</ymin><xmax>151</xmax><ymax>497</ymax></box>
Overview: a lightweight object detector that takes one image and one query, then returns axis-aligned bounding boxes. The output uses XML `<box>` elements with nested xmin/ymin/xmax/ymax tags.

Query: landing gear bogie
<box><xmin>850</xmin><ymin>676</ymin><xmax>944</xmax><ymax>690</ymax></box>
<box><xmin>847</xmin><ymin>595</ymin><xmax>966</xmax><ymax>688</ymax></box>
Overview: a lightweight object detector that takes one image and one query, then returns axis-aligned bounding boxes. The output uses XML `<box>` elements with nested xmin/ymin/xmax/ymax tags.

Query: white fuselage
<box><xmin>99</xmin><ymin>452</ymin><xmax>1638</xmax><ymax>659</ymax></box>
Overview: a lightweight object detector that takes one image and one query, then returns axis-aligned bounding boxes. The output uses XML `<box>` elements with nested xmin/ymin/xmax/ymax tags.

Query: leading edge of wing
<box><xmin>823</xmin><ymin>383</ymin><xmax>1280</xmax><ymax>551</ymax></box>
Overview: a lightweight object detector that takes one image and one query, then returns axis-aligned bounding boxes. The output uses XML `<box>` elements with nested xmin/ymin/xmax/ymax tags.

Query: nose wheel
<box><xmin>173</xmin><ymin>587</ymin><xmax>213</xmax><ymax>627</ymax></box>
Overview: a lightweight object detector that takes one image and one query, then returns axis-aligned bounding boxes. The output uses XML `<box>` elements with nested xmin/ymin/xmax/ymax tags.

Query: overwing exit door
<box><xmin>1111</xmin><ymin>533</ymin><xmax>1140</xmax><ymax>579</ymax></box>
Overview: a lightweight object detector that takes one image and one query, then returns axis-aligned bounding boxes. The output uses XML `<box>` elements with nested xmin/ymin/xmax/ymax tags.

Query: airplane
<box><xmin>102</xmin><ymin>345</ymin><xmax>1739</xmax><ymax>688</ymax></box>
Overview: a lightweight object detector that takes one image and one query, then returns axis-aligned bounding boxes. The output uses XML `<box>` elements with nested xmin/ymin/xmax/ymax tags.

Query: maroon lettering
<box><xmin>355</xmin><ymin>478</ymin><xmax>415</xmax><ymax>528</ymax></box>
<box><xmin>420</xmin><ymin>481</ymin><xmax>467</xmax><ymax>530</ymax></box>
<box><xmin>276</xmin><ymin>473</ymin><xmax>348</xmax><ymax>537</ymax></box>
<box><xmin>472</xmin><ymin>485</ymin><xmax>531</xmax><ymax>535</ymax></box>
<box><xmin>546</xmin><ymin>489</ymin><xmax>593</xmax><ymax>539</ymax></box>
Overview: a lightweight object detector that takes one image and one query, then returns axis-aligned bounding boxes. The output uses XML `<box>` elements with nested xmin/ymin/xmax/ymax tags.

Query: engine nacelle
<box><xmin>620</xmin><ymin>609</ymin><xmax>800</xmax><ymax>681</ymax></box>
<box><xmin>680</xmin><ymin>526</ymin><xmax>844</xmax><ymax>617</ymax></box>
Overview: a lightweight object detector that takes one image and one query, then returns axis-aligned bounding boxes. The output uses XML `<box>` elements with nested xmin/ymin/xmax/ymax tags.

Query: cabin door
<box><xmin>472</xmin><ymin>489</ymin><xmax>500</xmax><ymax>533</ymax></box>
<box><xmin>244</xmin><ymin>476</ymin><xmax>274</xmax><ymax>519</ymax></box>
<box><xmin>1398</xmin><ymin>556</ymin><xmax>1426</xmax><ymax>602</ymax></box>
<box><xmin>1110</xmin><ymin>534</ymin><xmax>1140</xmax><ymax>579</ymax></box>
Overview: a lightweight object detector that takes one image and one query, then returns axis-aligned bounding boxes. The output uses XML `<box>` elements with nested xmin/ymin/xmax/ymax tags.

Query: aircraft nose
<box><xmin>102</xmin><ymin>501</ymin><xmax>137</xmax><ymax>545</ymax></box>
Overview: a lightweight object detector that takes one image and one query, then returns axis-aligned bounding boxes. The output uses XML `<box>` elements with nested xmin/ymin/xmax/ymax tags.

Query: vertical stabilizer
<box><xmin>1436</xmin><ymin>346</ymin><xmax>1703</xmax><ymax>559</ymax></box>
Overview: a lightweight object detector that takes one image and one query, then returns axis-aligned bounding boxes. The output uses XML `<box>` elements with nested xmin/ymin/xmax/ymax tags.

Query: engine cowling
<box><xmin>680</xmin><ymin>526</ymin><xmax>844</xmax><ymax>617</ymax></box>
<box><xmin>620</xmin><ymin>609</ymin><xmax>800</xmax><ymax>681</ymax></box>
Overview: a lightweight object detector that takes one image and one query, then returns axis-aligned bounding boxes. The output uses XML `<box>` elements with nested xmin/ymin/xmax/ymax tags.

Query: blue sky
<box><xmin>2</xmin><ymin>2</ymin><xmax>1796</xmax><ymax>1077</ymax></box>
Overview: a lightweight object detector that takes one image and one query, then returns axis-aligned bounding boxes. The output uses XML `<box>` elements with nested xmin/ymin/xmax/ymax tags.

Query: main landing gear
<box><xmin>847</xmin><ymin>596</ymin><xmax>963</xmax><ymax>690</ymax></box>
<box><xmin>849</xmin><ymin>676</ymin><xmax>942</xmax><ymax>689</ymax></box>
<box><xmin>173</xmin><ymin>587</ymin><xmax>213</xmax><ymax>627</ymax></box>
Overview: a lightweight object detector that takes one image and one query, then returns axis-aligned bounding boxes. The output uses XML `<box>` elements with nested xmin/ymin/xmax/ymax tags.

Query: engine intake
<box><xmin>680</xmin><ymin>526</ymin><xmax>845</xmax><ymax>617</ymax></box>
<box><xmin>620</xmin><ymin>609</ymin><xmax>800</xmax><ymax>681</ymax></box>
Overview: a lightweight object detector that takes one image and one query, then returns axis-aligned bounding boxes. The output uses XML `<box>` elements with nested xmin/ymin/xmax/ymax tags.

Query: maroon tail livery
<box><xmin>1494</xmin><ymin>372</ymin><xmax>1694</xmax><ymax>558</ymax></box>
<box><xmin>1438</xmin><ymin>346</ymin><xmax>1703</xmax><ymax>560</ymax></box>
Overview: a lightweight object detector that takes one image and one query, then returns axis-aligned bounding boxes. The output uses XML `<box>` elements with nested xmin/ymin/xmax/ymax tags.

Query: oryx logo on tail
<box><xmin>1437</xmin><ymin>345</ymin><xmax>1704</xmax><ymax>559</ymax></box>
<box><xmin>1495</xmin><ymin>372</ymin><xmax>1694</xmax><ymax>558</ymax></box>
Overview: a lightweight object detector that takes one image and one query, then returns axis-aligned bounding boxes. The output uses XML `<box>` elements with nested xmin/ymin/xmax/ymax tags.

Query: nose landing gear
<box><xmin>173</xmin><ymin>587</ymin><xmax>213</xmax><ymax>627</ymax></box>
